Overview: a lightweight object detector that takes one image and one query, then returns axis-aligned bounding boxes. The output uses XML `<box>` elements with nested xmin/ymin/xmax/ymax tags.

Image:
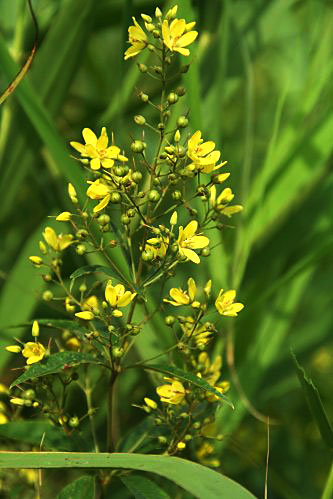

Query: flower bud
<box><xmin>177</xmin><ymin>442</ymin><xmax>186</xmax><ymax>450</ymax></box>
<box><xmin>165</xmin><ymin>315</ymin><xmax>175</xmax><ymax>326</ymax></box>
<box><xmin>69</xmin><ymin>416</ymin><xmax>79</xmax><ymax>428</ymax></box>
<box><xmin>39</xmin><ymin>241</ymin><xmax>47</xmax><ymax>254</ymax></box>
<box><xmin>42</xmin><ymin>274</ymin><xmax>52</xmax><ymax>282</ymax></box>
<box><xmin>6</xmin><ymin>345</ymin><xmax>21</xmax><ymax>353</ymax></box>
<box><xmin>112</xmin><ymin>347</ymin><xmax>124</xmax><ymax>358</ymax></box>
<box><xmin>157</xmin><ymin>122</ymin><xmax>165</xmax><ymax>130</ymax></box>
<box><xmin>155</xmin><ymin>7</ymin><xmax>162</xmax><ymax>18</ymax></box>
<box><xmin>153</xmin><ymin>65</ymin><xmax>162</xmax><ymax>74</ymax></box>
<box><xmin>138</xmin><ymin>63</ymin><xmax>148</xmax><ymax>73</ymax></box>
<box><xmin>121</xmin><ymin>214</ymin><xmax>130</xmax><ymax>225</ymax></box>
<box><xmin>148</xmin><ymin>190</ymin><xmax>160</xmax><ymax>202</ymax></box>
<box><xmin>23</xmin><ymin>389</ymin><xmax>36</xmax><ymax>400</ymax></box>
<box><xmin>144</xmin><ymin>397</ymin><xmax>157</xmax><ymax>410</ymax></box>
<box><xmin>56</xmin><ymin>212</ymin><xmax>71</xmax><ymax>221</ymax></box>
<box><xmin>201</xmin><ymin>247</ymin><xmax>210</xmax><ymax>257</ymax></box>
<box><xmin>32</xmin><ymin>320</ymin><xmax>39</xmax><ymax>337</ymax></box>
<box><xmin>145</xmin><ymin>22</ymin><xmax>155</xmax><ymax>32</ymax></box>
<box><xmin>142</xmin><ymin>249</ymin><xmax>154</xmax><ymax>262</ymax></box>
<box><xmin>174</xmin><ymin>130</ymin><xmax>181</xmax><ymax>142</ymax></box>
<box><xmin>10</xmin><ymin>398</ymin><xmax>25</xmax><ymax>406</ymax></box>
<box><xmin>166</xmin><ymin>5</ymin><xmax>178</xmax><ymax>20</ymax></box>
<box><xmin>68</xmin><ymin>183</ymin><xmax>78</xmax><ymax>203</ymax></box>
<box><xmin>112</xmin><ymin>309</ymin><xmax>123</xmax><ymax>318</ymax></box>
<box><xmin>176</xmin><ymin>86</ymin><xmax>186</xmax><ymax>96</ymax></box>
<box><xmin>131</xmin><ymin>140</ymin><xmax>145</xmax><ymax>153</ymax></box>
<box><xmin>114</xmin><ymin>166</ymin><xmax>125</xmax><ymax>176</ymax></box>
<box><xmin>98</xmin><ymin>214</ymin><xmax>110</xmax><ymax>225</ymax></box>
<box><xmin>153</xmin><ymin>29</ymin><xmax>160</xmax><ymax>38</ymax></box>
<box><xmin>132</xmin><ymin>171</ymin><xmax>142</xmax><ymax>183</ymax></box>
<box><xmin>29</xmin><ymin>256</ymin><xmax>43</xmax><ymax>266</ymax></box>
<box><xmin>134</xmin><ymin>115</ymin><xmax>146</xmax><ymax>125</ymax></box>
<box><xmin>141</xmin><ymin>13</ymin><xmax>152</xmax><ymax>23</ymax></box>
<box><xmin>139</xmin><ymin>92</ymin><xmax>149</xmax><ymax>103</ymax></box>
<box><xmin>75</xmin><ymin>311</ymin><xmax>94</xmax><ymax>320</ymax></box>
<box><xmin>167</xmin><ymin>92</ymin><xmax>178</xmax><ymax>104</ymax></box>
<box><xmin>177</xmin><ymin>116</ymin><xmax>189</xmax><ymax>128</ymax></box>
<box><xmin>76</xmin><ymin>244</ymin><xmax>86</xmax><ymax>255</ymax></box>
<box><xmin>42</xmin><ymin>290</ymin><xmax>54</xmax><ymax>301</ymax></box>
<box><xmin>158</xmin><ymin>436</ymin><xmax>167</xmax><ymax>445</ymax></box>
<box><xmin>172</xmin><ymin>190</ymin><xmax>182</xmax><ymax>201</ymax></box>
<box><xmin>184</xmin><ymin>434</ymin><xmax>192</xmax><ymax>441</ymax></box>
<box><xmin>110</xmin><ymin>192</ymin><xmax>121</xmax><ymax>203</ymax></box>
<box><xmin>76</xmin><ymin>229</ymin><xmax>88</xmax><ymax>239</ymax></box>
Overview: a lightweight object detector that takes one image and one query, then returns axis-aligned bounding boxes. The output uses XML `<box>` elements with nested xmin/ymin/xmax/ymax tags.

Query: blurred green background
<box><xmin>0</xmin><ymin>0</ymin><xmax>332</xmax><ymax>498</ymax></box>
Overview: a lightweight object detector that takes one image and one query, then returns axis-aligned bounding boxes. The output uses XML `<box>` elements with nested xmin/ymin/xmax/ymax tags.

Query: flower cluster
<box><xmin>5</xmin><ymin>4</ymin><xmax>245</xmax><ymax>468</ymax></box>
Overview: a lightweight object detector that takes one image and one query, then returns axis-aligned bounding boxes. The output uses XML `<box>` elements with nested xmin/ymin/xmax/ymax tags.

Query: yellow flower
<box><xmin>43</xmin><ymin>227</ymin><xmax>74</xmax><ymax>252</ymax></box>
<box><xmin>215</xmin><ymin>289</ymin><xmax>244</xmax><ymax>317</ymax></box>
<box><xmin>124</xmin><ymin>17</ymin><xmax>148</xmax><ymax>60</ymax></box>
<box><xmin>145</xmin><ymin>236</ymin><xmax>169</xmax><ymax>259</ymax></box>
<box><xmin>5</xmin><ymin>345</ymin><xmax>21</xmax><ymax>353</ymax></box>
<box><xmin>156</xmin><ymin>378</ymin><xmax>186</xmax><ymax>405</ymax></box>
<box><xmin>198</xmin><ymin>352</ymin><xmax>222</xmax><ymax>386</ymax></box>
<box><xmin>187</xmin><ymin>131</ymin><xmax>227</xmax><ymax>173</ymax></box>
<box><xmin>29</xmin><ymin>256</ymin><xmax>43</xmax><ymax>266</ymax></box>
<box><xmin>70</xmin><ymin>127</ymin><xmax>127</xmax><ymax>171</ymax></box>
<box><xmin>209</xmin><ymin>186</ymin><xmax>243</xmax><ymax>217</ymax></box>
<box><xmin>0</xmin><ymin>413</ymin><xmax>8</xmax><ymax>425</ymax></box>
<box><xmin>144</xmin><ymin>397</ymin><xmax>157</xmax><ymax>410</ymax></box>
<box><xmin>22</xmin><ymin>342</ymin><xmax>46</xmax><ymax>365</ymax></box>
<box><xmin>86</xmin><ymin>179</ymin><xmax>112</xmax><ymax>213</ymax></box>
<box><xmin>162</xmin><ymin>18</ymin><xmax>198</xmax><ymax>56</ymax></box>
<box><xmin>56</xmin><ymin>211</ymin><xmax>71</xmax><ymax>221</ymax></box>
<box><xmin>75</xmin><ymin>311</ymin><xmax>94</xmax><ymax>320</ymax></box>
<box><xmin>82</xmin><ymin>295</ymin><xmax>99</xmax><ymax>314</ymax></box>
<box><xmin>177</xmin><ymin>220</ymin><xmax>209</xmax><ymax>264</ymax></box>
<box><xmin>68</xmin><ymin>183</ymin><xmax>78</xmax><ymax>203</ymax></box>
<box><xmin>105</xmin><ymin>280</ymin><xmax>136</xmax><ymax>313</ymax></box>
<box><xmin>180</xmin><ymin>318</ymin><xmax>215</xmax><ymax>347</ymax></box>
<box><xmin>164</xmin><ymin>277</ymin><xmax>197</xmax><ymax>306</ymax></box>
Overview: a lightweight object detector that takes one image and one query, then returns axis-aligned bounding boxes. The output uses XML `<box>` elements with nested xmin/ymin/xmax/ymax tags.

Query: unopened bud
<box><xmin>134</xmin><ymin>115</ymin><xmax>146</xmax><ymax>125</ymax></box>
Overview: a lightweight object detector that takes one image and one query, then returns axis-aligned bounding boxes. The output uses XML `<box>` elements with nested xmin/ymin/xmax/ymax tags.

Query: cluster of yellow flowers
<box><xmin>4</xmin><ymin>4</ymin><xmax>247</xmax><ymax>464</ymax></box>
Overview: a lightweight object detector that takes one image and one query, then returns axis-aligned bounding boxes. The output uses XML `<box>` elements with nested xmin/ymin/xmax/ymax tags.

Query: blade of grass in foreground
<box><xmin>0</xmin><ymin>452</ymin><xmax>256</xmax><ymax>499</ymax></box>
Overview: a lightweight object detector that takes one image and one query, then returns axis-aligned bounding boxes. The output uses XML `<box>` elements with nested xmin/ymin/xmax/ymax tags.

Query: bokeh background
<box><xmin>0</xmin><ymin>0</ymin><xmax>332</xmax><ymax>498</ymax></box>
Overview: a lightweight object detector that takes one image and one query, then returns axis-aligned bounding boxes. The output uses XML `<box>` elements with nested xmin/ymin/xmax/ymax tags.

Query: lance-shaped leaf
<box><xmin>57</xmin><ymin>475</ymin><xmax>95</xmax><ymax>499</ymax></box>
<box><xmin>292</xmin><ymin>351</ymin><xmax>333</xmax><ymax>450</ymax></box>
<box><xmin>121</xmin><ymin>474</ymin><xmax>171</xmax><ymax>499</ymax></box>
<box><xmin>10</xmin><ymin>352</ymin><xmax>102</xmax><ymax>388</ymax></box>
<box><xmin>139</xmin><ymin>364</ymin><xmax>234</xmax><ymax>409</ymax></box>
<box><xmin>0</xmin><ymin>452</ymin><xmax>257</xmax><ymax>499</ymax></box>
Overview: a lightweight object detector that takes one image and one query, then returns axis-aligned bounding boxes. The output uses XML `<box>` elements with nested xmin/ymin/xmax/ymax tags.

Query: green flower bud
<box><xmin>79</xmin><ymin>283</ymin><xmax>87</xmax><ymax>293</ymax></box>
<box><xmin>153</xmin><ymin>177</ymin><xmax>161</xmax><ymax>186</ymax></box>
<box><xmin>176</xmin><ymin>86</ymin><xmax>186</xmax><ymax>96</ymax></box>
<box><xmin>157</xmin><ymin>122</ymin><xmax>165</xmax><ymax>131</ymax></box>
<box><xmin>201</xmin><ymin>247</ymin><xmax>210</xmax><ymax>257</ymax></box>
<box><xmin>110</xmin><ymin>192</ymin><xmax>121</xmax><ymax>203</ymax></box>
<box><xmin>23</xmin><ymin>389</ymin><xmax>36</xmax><ymax>400</ymax></box>
<box><xmin>176</xmin><ymin>145</ymin><xmax>186</xmax><ymax>157</ymax></box>
<box><xmin>134</xmin><ymin>115</ymin><xmax>146</xmax><ymax>125</ymax></box>
<box><xmin>167</xmin><ymin>92</ymin><xmax>178</xmax><ymax>104</ymax></box>
<box><xmin>165</xmin><ymin>315</ymin><xmax>175</xmax><ymax>326</ymax></box>
<box><xmin>98</xmin><ymin>214</ymin><xmax>110</xmax><ymax>225</ymax></box>
<box><xmin>76</xmin><ymin>229</ymin><xmax>88</xmax><ymax>239</ymax></box>
<box><xmin>193</xmin><ymin>422</ymin><xmax>201</xmax><ymax>430</ymax></box>
<box><xmin>137</xmin><ymin>191</ymin><xmax>145</xmax><ymax>198</ymax></box>
<box><xmin>158</xmin><ymin>436</ymin><xmax>167</xmax><ymax>445</ymax></box>
<box><xmin>180</xmin><ymin>412</ymin><xmax>189</xmax><ymax>419</ymax></box>
<box><xmin>177</xmin><ymin>116</ymin><xmax>189</xmax><ymax>128</ymax></box>
<box><xmin>101</xmin><ymin>224</ymin><xmax>110</xmax><ymax>232</ymax></box>
<box><xmin>159</xmin><ymin>152</ymin><xmax>167</xmax><ymax>159</ymax></box>
<box><xmin>153</xmin><ymin>64</ymin><xmax>162</xmax><ymax>74</ymax></box>
<box><xmin>142</xmin><ymin>249</ymin><xmax>154</xmax><ymax>262</ymax></box>
<box><xmin>132</xmin><ymin>171</ymin><xmax>142</xmax><ymax>183</ymax></box>
<box><xmin>184</xmin><ymin>434</ymin><xmax>192</xmax><ymax>441</ymax></box>
<box><xmin>154</xmin><ymin>417</ymin><xmax>162</xmax><ymax>425</ymax></box>
<box><xmin>113</xmin><ymin>347</ymin><xmax>124</xmax><ymax>358</ymax></box>
<box><xmin>43</xmin><ymin>290</ymin><xmax>53</xmax><ymax>301</ymax></box>
<box><xmin>153</xmin><ymin>29</ymin><xmax>160</xmax><ymax>38</ymax></box>
<box><xmin>131</xmin><ymin>140</ymin><xmax>145</xmax><ymax>153</ymax></box>
<box><xmin>138</xmin><ymin>63</ymin><xmax>148</xmax><ymax>73</ymax></box>
<box><xmin>164</xmin><ymin>110</ymin><xmax>171</xmax><ymax>120</ymax></box>
<box><xmin>69</xmin><ymin>416</ymin><xmax>79</xmax><ymax>428</ymax></box>
<box><xmin>114</xmin><ymin>166</ymin><xmax>125</xmax><ymax>177</ymax></box>
<box><xmin>76</xmin><ymin>244</ymin><xmax>86</xmax><ymax>255</ymax></box>
<box><xmin>148</xmin><ymin>190</ymin><xmax>160</xmax><ymax>202</ymax></box>
<box><xmin>127</xmin><ymin>208</ymin><xmax>136</xmax><ymax>218</ymax></box>
<box><xmin>140</xmin><ymin>92</ymin><xmax>149</xmax><ymax>103</ymax></box>
<box><xmin>174</xmin><ymin>130</ymin><xmax>181</xmax><ymax>142</ymax></box>
<box><xmin>172</xmin><ymin>190</ymin><xmax>182</xmax><ymax>201</ymax></box>
<box><xmin>42</xmin><ymin>274</ymin><xmax>52</xmax><ymax>282</ymax></box>
<box><xmin>121</xmin><ymin>214</ymin><xmax>130</xmax><ymax>225</ymax></box>
<box><xmin>168</xmin><ymin>173</ymin><xmax>178</xmax><ymax>184</ymax></box>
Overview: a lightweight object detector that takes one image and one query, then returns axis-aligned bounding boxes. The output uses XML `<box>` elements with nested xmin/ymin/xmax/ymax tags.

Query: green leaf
<box><xmin>0</xmin><ymin>452</ymin><xmax>257</xmax><ymax>499</ymax></box>
<box><xmin>292</xmin><ymin>351</ymin><xmax>333</xmax><ymax>450</ymax></box>
<box><xmin>57</xmin><ymin>475</ymin><xmax>95</xmax><ymax>499</ymax></box>
<box><xmin>10</xmin><ymin>352</ymin><xmax>102</xmax><ymax>389</ymax></box>
<box><xmin>141</xmin><ymin>364</ymin><xmax>234</xmax><ymax>409</ymax></box>
<box><xmin>121</xmin><ymin>474</ymin><xmax>170</xmax><ymax>499</ymax></box>
<box><xmin>0</xmin><ymin>421</ymin><xmax>88</xmax><ymax>451</ymax></box>
<box><xmin>321</xmin><ymin>463</ymin><xmax>333</xmax><ymax>499</ymax></box>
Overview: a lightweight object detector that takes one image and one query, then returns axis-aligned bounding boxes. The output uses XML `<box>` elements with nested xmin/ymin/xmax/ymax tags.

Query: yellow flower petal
<box><xmin>93</xmin><ymin>194</ymin><xmax>111</xmax><ymax>213</ymax></box>
<box><xmin>82</xmin><ymin>128</ymin><xmax>97</xmax><ymax>146</ymax></box>
<box><xmin>75</xmin><ymin>311</ymin><xmax>94</xmax><ymax>320</ymax></box>
<box><xmin>90</xmin><ymin>157</ymin><xmax>101</xmax><ymax>170</ymax></box>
